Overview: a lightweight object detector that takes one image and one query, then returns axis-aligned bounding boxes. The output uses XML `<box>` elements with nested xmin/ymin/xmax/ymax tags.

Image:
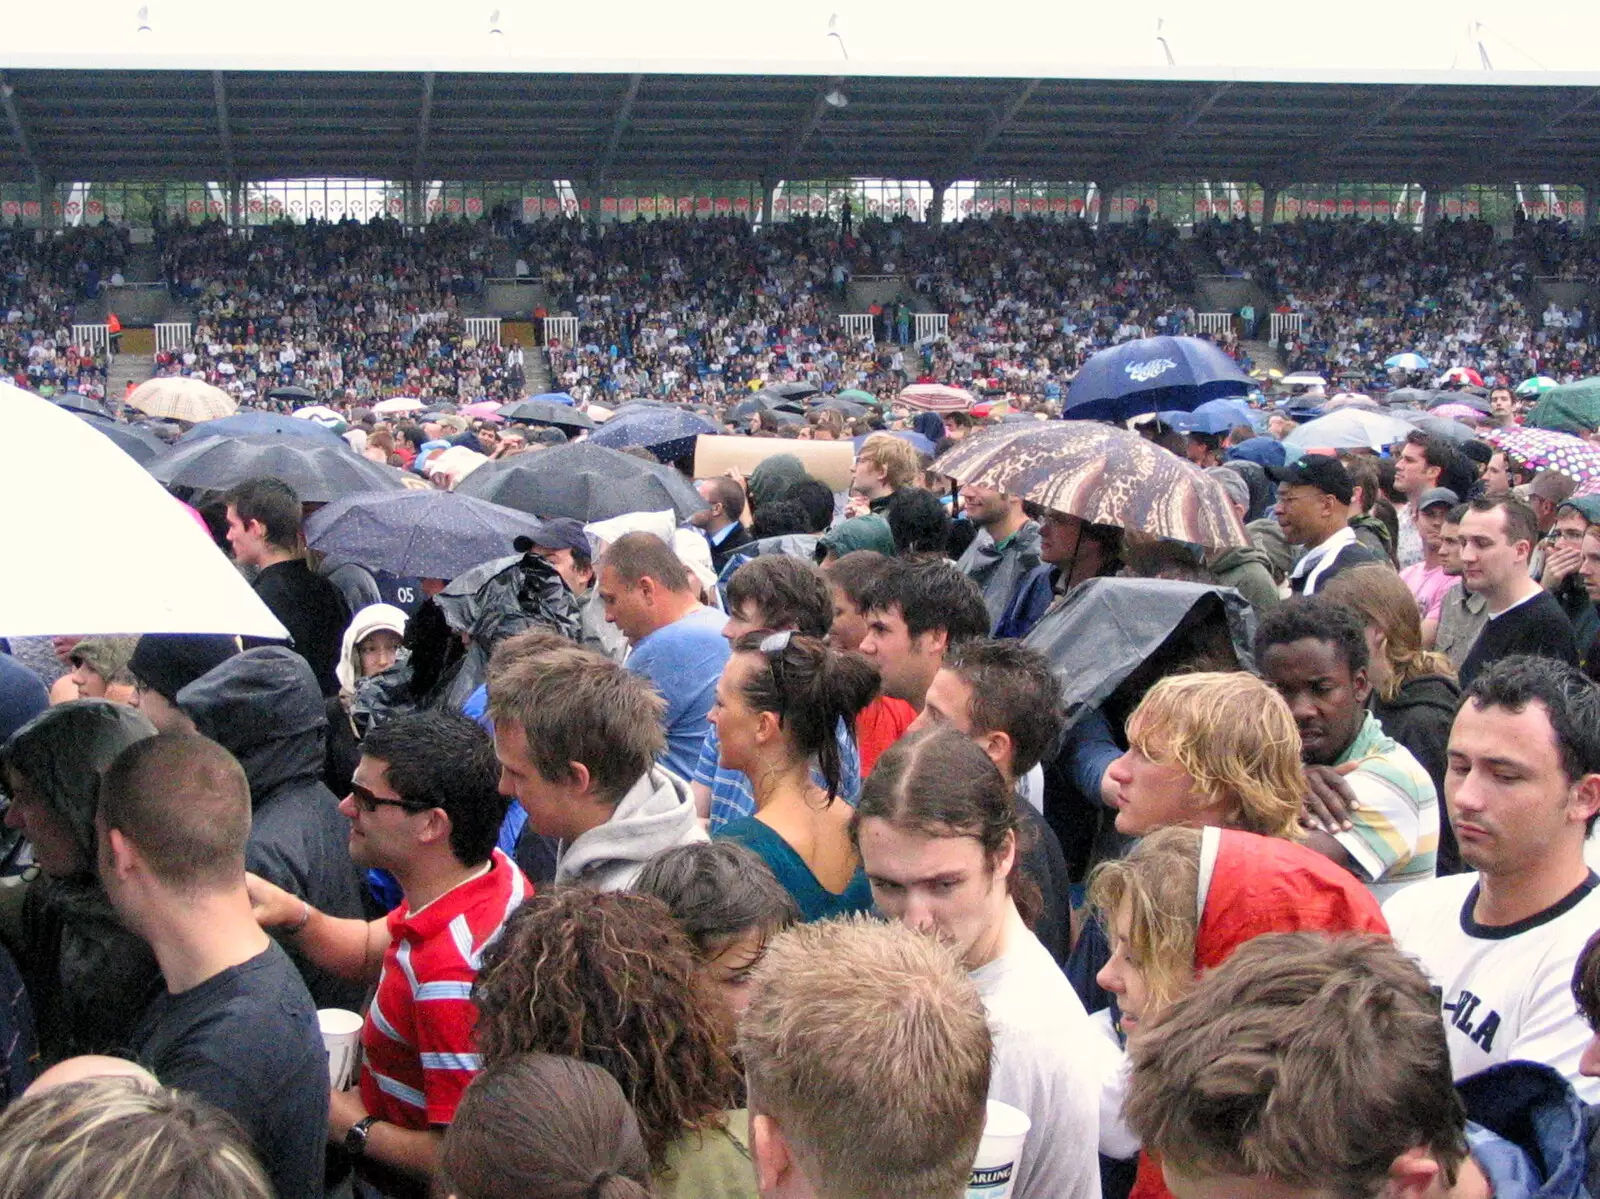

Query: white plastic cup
<box><xmin>318</xmin><ymin>1008</ymin><xmax>365</xmax><ymax>1091</ymax></box>
<box><xmin>967</xmin><ymin>1099</ymin><xmax>1031</xmax><ymax>1198</ymax></box>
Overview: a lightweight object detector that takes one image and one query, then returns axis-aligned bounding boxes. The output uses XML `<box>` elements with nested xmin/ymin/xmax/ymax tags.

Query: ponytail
<box><xmin>588</xmin><ymin>1173</ymin><xmax>652</xmax><ymax>1199</ymax></box>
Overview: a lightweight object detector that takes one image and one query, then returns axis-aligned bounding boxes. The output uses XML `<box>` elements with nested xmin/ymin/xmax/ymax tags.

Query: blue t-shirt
<box><xmin>696</xmin><ymin>720</ymin><xmax>861</xmax><ymax>834</ymax></box>
<box><xmin>714</xmin><ymin>817</ymin><xmax>874</xmax><ymax>924</ymax></box>
<box><xmin>626</xmin><ymin>606</ymin><xmax>730</xmax><ymax>781</ymax></box>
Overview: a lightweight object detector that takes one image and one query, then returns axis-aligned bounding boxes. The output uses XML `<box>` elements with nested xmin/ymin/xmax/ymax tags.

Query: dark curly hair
<box><xmin>472</xmin><ymin>887</ymin><xmax>742</xmax><ymax>1168</ymax></box>
<box><xmin>1254</xmin><ymin>595</ymin><xmax>1370</xmax><ymax>676</ymax></box>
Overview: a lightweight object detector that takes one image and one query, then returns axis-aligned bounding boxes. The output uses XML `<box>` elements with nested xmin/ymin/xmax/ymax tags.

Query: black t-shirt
<box><xmin>253</xmin><ymin>559</ymin><xmax>350</xmax><ymax>697</ymax></box>
<box><xmin>1458</xmin><ymin>589</ymin><xmax>1579</xmax><ymax>689</ymax></box>
<box><xmin>130</xmin><ymin>942</ymin><xmax>327</xmax><ymax>1199</ymax></box>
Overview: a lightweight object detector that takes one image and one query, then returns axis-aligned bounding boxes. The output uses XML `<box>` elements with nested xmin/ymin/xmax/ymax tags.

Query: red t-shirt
<box><xmin>358</xmin><ymin>849</ymin><xmax>530</xmax><ymax>1129</ymax></box>
<box><xmin>856</xmin><ymin>695</ymin><xmax>917</xmax><ymax>777</ymax></box>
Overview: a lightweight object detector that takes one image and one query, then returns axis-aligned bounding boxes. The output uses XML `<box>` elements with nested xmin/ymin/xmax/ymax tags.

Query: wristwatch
<box><xmin>343</xmin><ymin>1115</ymin><xmax>379</xmax><ymax>1157</ymax></box>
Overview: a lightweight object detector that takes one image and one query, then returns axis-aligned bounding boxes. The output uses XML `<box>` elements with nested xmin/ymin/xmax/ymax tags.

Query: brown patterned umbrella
<box><xmin>932</xmin><ymin>420</ymin><xmax>1250</xmax><ymax>550</ymax></box>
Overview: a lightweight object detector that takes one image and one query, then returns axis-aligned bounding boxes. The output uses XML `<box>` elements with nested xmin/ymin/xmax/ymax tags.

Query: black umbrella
<box><xmin>268</xmin><ymin>384</ymin><xmax>319</xmax><ymax>403</ymax></box>
<box><xmin>499</xmin><ymin>399</ymin><xmax>597</xmax><ymax>430</ymax></box>
<box><xmin>770</xmin><ymin>381</ymin><xmax>820</xmax><ymax>401</ymax></box>
<box><xmin>149</xmin><ymin>434</ymin><xmax>408</xmax><ymax>502</ymax></box>
<box><xmin>51</xmin><ymin>391</ymin><xmax>111</xmax><ymax>418</ymax></box>
<box><xmin>456</xmin><ymin>442</ymin><xmax>708</xmax><ymax>522</ymax></box>
<box><xmin>727</xmin><ymin>392</ymin><xmax>783</xmax><ymax>420</ymax></box>
<box><xmin>813</xmin><ymin>396</ymin><xmax>870</xmax><ymax>418</ymax></box>
<box><xmin>1425</xmin><ymin>390</ymin><xmax>1491</xmax><ymax>415</ymax></box>
<box><xmin>77</xmin><ymin>413</ymin><xmax>168</xmax><ymax>465</ymax></box>
<box><xmin>304</xmin><ymin>489</ymin><xmax>547</xmax><ymax>579</ymax></box>
<box><xmin>590</xmin><ymin>407</ymin><xmax>718</xmax><ymax>461</ymax></box>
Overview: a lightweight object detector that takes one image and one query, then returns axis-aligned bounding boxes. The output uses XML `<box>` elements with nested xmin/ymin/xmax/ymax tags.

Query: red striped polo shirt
<box><xmin>357</xmin><ymin>848</ymin><xmax>529</xmax><ymax>1128</ymax></box>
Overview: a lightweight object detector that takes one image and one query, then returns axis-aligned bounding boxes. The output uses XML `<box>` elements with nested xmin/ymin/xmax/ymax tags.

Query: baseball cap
<box><xmin>513</xmin><ymin>518</ymin><xmax>591</xmax><ymax>558</ymax></box>
<box><xmin>1558</xmin><ymin>495</ymin><xmax>1600</xmax><ymax>526</ymax></box>
<box><xmin>1265</xmin><ymin>455</ymin><xmax>1355</xmax><ymax>505</ymax></box>
<box><xmin>1417</xmin><ymin>487</ymin><xmax>1459</xmax><ymax>511</ymax></box>
<box><xmin>1529</xmin><ymin>469</ymin><xmax>1578</xmax><ymax>505</ymax></box>
<box><xmin>1205</xmin><ymin>466</ymin><xmax>1249</xmax><ymax>511</ymax></box>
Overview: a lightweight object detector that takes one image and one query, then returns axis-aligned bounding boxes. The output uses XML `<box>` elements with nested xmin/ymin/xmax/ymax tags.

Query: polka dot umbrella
<box><xmin>1483</xmin><ymin>426</ymin><xmax>1600</xmax><ymax>487</ymax></box>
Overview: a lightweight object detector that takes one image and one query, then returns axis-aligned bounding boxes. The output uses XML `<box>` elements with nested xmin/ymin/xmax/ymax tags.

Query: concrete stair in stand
<box><xmin>106</xmin><ymin>340</ymin><xmax>156</xmax><ymax>404</ymax></box>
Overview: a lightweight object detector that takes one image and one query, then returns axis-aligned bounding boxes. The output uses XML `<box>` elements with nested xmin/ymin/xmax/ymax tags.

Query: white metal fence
<box><xmin>914</xmin><ymin>313</ymin><xmax>949</xmax><ymax>343</ymax></box>
<box><xmin>839</xmin><ymin>314</ymin><xmax>875</xmax><ymax>340</ymax></box>
<box><xmin>72</xmin><ymin>323</ymin><xmax>110</xmax><ymax>356</ymax></box>
<box><xmin>1270</xmin><ymin>312</ymin><xmax>1304</xmax><ymax>347</ymax></box>
<box><xmin>465</xmin><ymin>317</ymin><xmax>503</xmax><ymax>347</ymax></box>
<box><xmin>542</xmin><ymin>316</ymin><xmax>580</xmax><ymax>347</ymax></box>
<box><xmin>155</xmin><ymin>322</ymin><xmax>193</xmax><ymax>355</ymax></box>
<box><xmin>1195</xmin><ymin>312</ymin><xmax>1235</xmax><ymax>336</ymax></box>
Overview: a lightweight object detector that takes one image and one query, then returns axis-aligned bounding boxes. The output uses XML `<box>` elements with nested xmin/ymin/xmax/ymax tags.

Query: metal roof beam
<box><xmin>1112</xmin><ymin>82</ymin><xmax>1234</xmax><ymax>179</ymax></box>
<box><xmin>772</xmin><ymin>77</ymin><xmax>844</xmax><ymax>181</ymax></box>
<box><xmin>0</xmin><ymin>73</ymin><xmax>42</xmax><ymax>186</ymax></box>
<box><xmin>1471</xmin><ymin>86</ymin><xmax>1600</xmax><ymax>182</ymax></box>
<box><xmin>212</xmin><ymin>71</ymin><xmax>237</xmax><ymax>182</ymax></box>
<box><xmin>593</xmin><ymin>73</ymin><xmax>642</xmax><ymax>186</ymax></box>
<box><xmin>412</xmin><ymin>71</ymin><xmax>435</xmax><ymax>181</ymax></box>
<box><xmin>939</xmin><ymin>79</ymin><xmax>1041</xmax><ymax>179</ymax></box>
<box><xmin>1281</xmin><ymin>85</ymin><xmax>1422</xmax><ymax>182</ymax></box>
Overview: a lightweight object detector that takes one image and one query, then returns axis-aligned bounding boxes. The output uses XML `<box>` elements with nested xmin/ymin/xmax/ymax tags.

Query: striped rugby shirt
<box><xmin>1332</xmin><ymin>711</ymin><xmax>1439</xmax><ymax>902</ymax></box>
<box><xmin>357</xmin><ymin>849</ymin><xmax>529</xmax><ymax>1128</ymax></box>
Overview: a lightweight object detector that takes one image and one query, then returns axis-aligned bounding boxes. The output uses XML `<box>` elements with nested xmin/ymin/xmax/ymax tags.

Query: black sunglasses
<box><xmin>349</xmin><ymin>783</ymin><xmax>433</xmax><ymax>816</ymax></box>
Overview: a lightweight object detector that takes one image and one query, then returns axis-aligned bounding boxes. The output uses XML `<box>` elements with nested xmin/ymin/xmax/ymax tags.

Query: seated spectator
<box><xmin>100</xmin><ymin>734</ymin><xmax>327</xmax><ymax>1199</ymax></box>
<box><xmin>740</xmin><ymin>917</ymin><xmax>992</xmax><ymax>1199</ymax></box>
<box><xmin>0</xmin><ymin>701</ymin><xmax>159</xmax><ymax>1063</ymax></box>
<box><xmin>488</xmin><ymin>645</ymin><xmax>706</xmax><ymax>889</ymax></box>
<box><xmin>853</xmin><ymin>727</ymin><xmax>1100</xmax><ymax>1199</ymax></box>
<box><xmin>1321</xmin><ymin>564</ymin><xmax>1463</xmax><ymax>873</ymax></box>
<box><xmin>1092</xmin><ymin>827</ymin><xmax>1388</xmax><ymax>1199</ymax></box>
<box><xmin>1258</xmin><ymin>598</ymin><xmax>1440</xmax><ymax>899</ymax></box>
<box><xmin>710</xmin><ymin>632</ymin><xmax>878</xmax><ymax>922</ymax></box>
<box><xmin>439</xmin><ymin>1055</ymin><xmax>654</xmax><ymax>1199</ymax></box>
<box><xmin>473</xmin><ymin>888</ymin><xmax>752</xmax><ymax>1199</ymax></box>
<box><xmin>0</xmin><ymin>1074</ymin><xmax>273</xmax><ymax>1199</ymax></box>
<box><xmin>633</xmin><ymin>841</ymin><xmax>800</xmax><ymax>1034</ymax></box>
<box><xmin>597</xmin><ymin>532</ymin><xmax>730</xmax><ymax>780</ymax></box>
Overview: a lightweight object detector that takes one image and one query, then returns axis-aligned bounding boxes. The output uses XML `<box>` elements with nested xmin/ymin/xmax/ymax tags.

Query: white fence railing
<box><xmin>914</xmin><ymin>313</ymin><xmax>949</xmax><ymax>343</ymax></box>
<box><xmin>1195</xmin><ymin>312</ymin><xmax>1235</xmax><ymax>336</ymax></box>
<box><xmin>839</xmin><ymin>314</ymin><xmax>875</xmax><ymax>340</ymax></box>
<box><xmin>542</xmin><ymin>316</ymin><xmax>580</xmax><ymax>348</ymax></box>
<box><xmin>465</xmin><ymin>317</ymin><xmax>503</xmax><ymax>347</ymax></box>
<box><xmin>72</xmin><ymin>323</ymin><xmax>110</xmax><ymax>356</ymax></box>
<box><xmin>1269</xmin><ymin>312</ymin><xmax>1304</xmax><ymax>347</ymax></box>
<box><xmin>155</xmin><ymin>322</ymin><xmax>193</xmax><ymax>355</ymax></box>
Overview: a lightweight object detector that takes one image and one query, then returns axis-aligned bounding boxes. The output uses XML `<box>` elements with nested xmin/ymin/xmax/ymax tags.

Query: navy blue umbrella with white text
<box><xmin>1063</xmin><ymin>336</ymin><xmax>1255</xmax><ymax>423</ymax></box>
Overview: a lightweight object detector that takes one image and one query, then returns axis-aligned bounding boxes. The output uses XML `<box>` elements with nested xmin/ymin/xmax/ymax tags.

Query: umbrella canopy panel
<box><xmin>126</xmin><ymin>376</ymin><xmax>239</xmax><ymax>423</ymax></box>
<box><xmin>150</xmin><ymin>435</ymin><xmax>407</xmax><ymax>502</ymax></box>
<box><xmin>304</xmin><ymin>489</ymin><xmax>548</xmax><ymax>580</ymax></box>
<box><xmin>456</xmin><ymin>442</ymin><xmax>707</xmax><ymax>523</ymax></box>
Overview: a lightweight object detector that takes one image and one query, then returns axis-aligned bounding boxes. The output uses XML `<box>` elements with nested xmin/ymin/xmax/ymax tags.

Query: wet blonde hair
<box><xmin>1088</xmin><ymin>826</ymin><xmax>1203</xmax><ymax>1015</ymax></box>
<box><xmin>1124</xmin><ymin>672</ymin><xmax>1306</xmax><ymax>840</ymax></box>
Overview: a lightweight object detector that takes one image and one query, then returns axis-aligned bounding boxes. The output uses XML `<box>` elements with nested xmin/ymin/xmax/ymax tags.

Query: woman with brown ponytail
<box><xmin>709</xmin><ymin>631</ymin><xmax>880</xmax><ymax>922</ymax></box>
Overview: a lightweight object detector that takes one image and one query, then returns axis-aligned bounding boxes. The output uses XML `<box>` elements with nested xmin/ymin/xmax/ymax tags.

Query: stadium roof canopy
<box><xmin>5</xmin><ymin>1</ymin><xmax>1600</xmax><ymax>186</ymax></box>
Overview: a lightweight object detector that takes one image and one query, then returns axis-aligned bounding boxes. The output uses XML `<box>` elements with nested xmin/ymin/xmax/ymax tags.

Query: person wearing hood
<box><xmin>746</xmin><ymin>453</ymin><xmax>810</xmax><ymax>513</ymax></box>
<box><xmin>1126</xmin><ymin>930</ymin><xmax>1594</xmax><ymax>1199</ymax></box>
<box><xmin>327</xmin><ymin>603</ymin><xmax>408</xmax><ymax>797</ymax></box>
<box><xmin>176</xmin><ymin>647</ymin><xmax>367</xmax><ymax>1010</ymax></box>
<box><xmin>63</xmin><ymin>636</ymin><xmax>140</xmax><ymax>704</ymax></box>
<box><xmin>1202</xmin><ymin>466</ymin><xmax>1280</xmax><ymax>612</ymax></box>
<box><xmin>1322</xmin><ymin>565</ymin><xmax>1464</xmax><ymax>873</ymax></box>
<box><xmin>488</xmin><ymin>644</ymin><xmax>706</xmax><ymax>891</ymax></box>
<box><xmin>910</xmin><ymin>411</ymin><xmax>947</xmax><ymax>447</ymax></box>
<box><xmin>817</xmin><ymin>512</ymin><xmax>895</xmax><ymax>563</ymax></box>
<box><xmin>955</xmin><ymin>482</ymin><xmax>1042</xmax><ymax>635</ymax></box>
<box><xmin>0</xmin><ymin>700</ymin><xmax>161</xmax><ymax>1062</ymax></box>
<box><xmin>1090</xmin><ymin>825</ymin><xmax>1389</xmax><ymax>1199</ymax></box>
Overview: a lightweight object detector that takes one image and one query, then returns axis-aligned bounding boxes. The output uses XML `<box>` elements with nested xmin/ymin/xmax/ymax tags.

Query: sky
<box><xmin>6</xmin><ymin>0</ymin><xmax>1600</xmax><ymax>80</ymax></box>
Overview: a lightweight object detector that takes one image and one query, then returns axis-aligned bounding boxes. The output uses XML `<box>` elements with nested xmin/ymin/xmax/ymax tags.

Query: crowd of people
<box><xmin>0</xmin><ymin>224</ymin><xmax>123</xmax><ymax>398</ymax></box>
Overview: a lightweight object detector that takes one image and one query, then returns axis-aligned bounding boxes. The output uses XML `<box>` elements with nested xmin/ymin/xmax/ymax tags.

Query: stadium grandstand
<box><xmin>5</xmin><ymin>5</ymin><xmax>1600</xmax><ymax>407</ymax></box>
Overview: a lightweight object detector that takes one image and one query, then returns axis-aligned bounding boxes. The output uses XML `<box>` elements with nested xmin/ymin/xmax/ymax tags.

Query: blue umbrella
<box><xmin>176</xmin><ymin>410</ymin><xmax>349</xmax><ymax>447</ymax></box>
<box><xmin>531</xmin><ymin>392</ymin><xmax>576</xmax><ymax>406</ymax></box>
<box><xmin>304</xmin><ymin>489</ymin><xmax>548</xmax><ymax>580</ymax></box>
<box><xmin>853</xmin><ymin>429</ymin><xmax>936</xmax><ymax>458</ymax></box>
<box><xmin>1384</xmin><ymin>352</ymin><xmax>1431</xmax><ymax>371</ymax></box>
<box><xmin>590</xmin><ymin>407</ymin><xmax>719</xmax><ymax>462</ymax></box>
<box><xmin>1160</xmin><ymin>397</ymin><xmax>1256</xmax><ymax>436</ymax></box>
<box><xmin>1063</xmin><ymin>336</ymin><xmax>1255</xmax><ymax>422</ymax></box>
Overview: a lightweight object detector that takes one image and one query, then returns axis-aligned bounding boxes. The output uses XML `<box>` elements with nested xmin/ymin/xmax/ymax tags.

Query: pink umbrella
<box><xmin>1430</xmin><ymin>403</ymin><xmax>1483</xmax><ymax>424</ymax></box>
<box><xmin>899</xmin><ymin>383</ymin><xmax>975</xmax><ymax>413</ymax></box>
<box><xmin>1485</xmin><ymin>426</ymin><xmax>1600</xmax><ymax>484</ymax></box>
<box><xmin>462</xmin><ymin>401</ymin><xmax>506</xmax><ymax>424</ymax></box>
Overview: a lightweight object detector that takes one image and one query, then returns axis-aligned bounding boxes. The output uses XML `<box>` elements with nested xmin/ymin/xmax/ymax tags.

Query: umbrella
<box><xmin>304</xmin><ymin>489</ymin><xmax>548</xmax><ymax>580</ymax></box>
<box><xmin>1280</xmin><ymin>373</ymin><xmax>1328</xmax><ymax>388</ymax></box>
<box><xmin>589</xmin><ymin>407</ymin><xmax>718</xmax><ymax>462</ymax></box>
<box><xmin>177</xmin><ymin>410</ymin><xmax>351</xmax><ymax>447</ymax></box>
<box><xmin>530</xmin><ymin>392</ymin><xmax>576</xmax><ymax>407</ymax></box>
<box><xmin>1323</xmin><ymin>392</ymin><xmax>1378</xmax><ymax>410</ymax></box>
<box><xmin>813</xmin><ymin>396</ymin><xmax>870</xmax><ymax>418</ymax></box>
<box><xmin>853</xmin><ymin>430</ymin><xmax>937</xmax><ymax>458</ymax></box>
<box><xmin>899</xmin><ymin>383</ymin><xmax>976</xmax><ymax>413</ymax></box>
<box><xmin>1429</xmin><ymin>403</ymin><xmax>1484</xmax><ymax>425</ymax></box>
<box><xmin>498</xmin><ymin>399</ymin><xmax>597</xmax><ymax>430</ymax></box>
<box><xmin>930</xmin><ymin>420</ymin><xmax>1248</xmax><ymax>550</ymax></box>
<box><xmin>1411</xmin><ymin>416</ymin><xmax>1479</xmax><ymax>444</ymax></box>
<box><xmin>770</xmin><ymin>381</ymin><xmax>820</xmax><ymax>401</ymax></box>
<box><xmin>50</xmin><ymin>391</ymin><xmax>111</xmax><ymax>418</ymax></box>
<box><xmin>1527</xmin><ymin>379</ymin><xmax>1600</xmax><ymax>436</ymax></box>
<box><xmin>268</xmin><ymin>385</ymin><xmax>319</xmax><ymax>403</ymax></box>
<box><xmin>1426</xmin><ymin>391</ymin><xmax>1490</xmax><ymax>415</ymax></box>
<box><xmin>293</xmin><ymin>405</ymin><xmax>348</xmax><ymax>433</ymax></box>
<box><xmin>1384</xmin><ymin>352</ymin><xmax>1431</xmax><ymax>371</ymax></box>
<box><xmin>462</xmin><ymin>401</ymin><xmax>507</xmax><ymax>423</ymax></box>
<box><xmin>127</xmin><ymin>377</ymin><xmax>238</xmax><ymax>423</ymax></box>
<box><xmin>1483</xmin><ymin>426</ymin><xmax>1600</xmax><ymax>483</ymax></box>
<box><xmin>1438</xmin><ymin>367</ymin><xmax>1485</xmax><ymax>388</ymax></box>
<box><xmin>1283</xmin><ymin>410</ymin><xmax>1415</xmax><ymax>452</ymax></box>
<box><xmin>728</xmin><ymin>392</ymin><xmax>783</xmax><ymax>420</ymax></box>
<box><xmin>151</xmin><ymin>435</ymin><xmax>408</xmax><ymax>503</ymax></box>
<box><xmin>1161</xmin><ymin>397</ymin><xmax>1256</xmax><ymax>435</ymax></box>
<box><xmin>1384</xmin><ymin>387</ymin><xmax>1435</xmax><ymax>408</ymax></box>
<box><xmin>0</xmin><ymin>381</ymin><xmax>287</xmax><ymax>638</ymax></box>
<box><xmin>1516</xmin><ymin>376</ymin><xmax>1559</xmax><ymax>398</ymax></box>
<box><xmin>1062</xmin><ymin>336</ymin><xmax>1254</xmax><ymax>422</ymax></box>
<box><xmin>373</xmin><ymin>396</ymin><xmax>426</xmax><ymax>415</ymax></box>
<box><xmin>456</xmin><ymin>442</ymin><xmax>708</xmax><ymax>523</ymax></box>
<box><xmin>75</xmin><ymin>413</ymin><xmax>170</xmax><ymax>465</ymax></box>
<box><xmin>837</xmin><ymin>389</ymin><xmax>881</xmax><ymax>407</ymax></box>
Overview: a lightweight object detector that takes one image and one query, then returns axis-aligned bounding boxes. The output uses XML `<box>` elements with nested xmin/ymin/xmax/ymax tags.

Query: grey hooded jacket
<box><xmin>554</xmin><ymin>767</ymin><xmax>707</xmax><ymax>892</ymax></box>
<box><xmin>957</xmin><ymin>519</ymin><xmax>1044</xmax><ymax>634</ymax></box>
